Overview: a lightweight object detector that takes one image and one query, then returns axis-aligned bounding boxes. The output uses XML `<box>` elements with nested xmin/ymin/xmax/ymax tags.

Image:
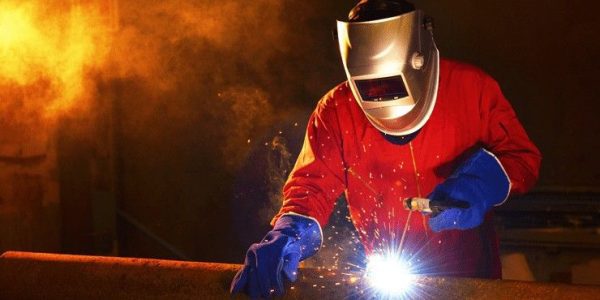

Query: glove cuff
<box><xmin>274</xmin><ymin>213</ymin><xmax>323</xmax><ymax>260</ymax></box>
<box><xmin>481</xmin><ymin>149</ymin><xmax>511</xmax><ymax>206</ymax></box>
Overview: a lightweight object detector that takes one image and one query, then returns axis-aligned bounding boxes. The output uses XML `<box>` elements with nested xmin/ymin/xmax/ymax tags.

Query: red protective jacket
<box><xmin>273</xmin><ymin>59</ymin><xmax>541</xmax><ymax>278</ymax></box>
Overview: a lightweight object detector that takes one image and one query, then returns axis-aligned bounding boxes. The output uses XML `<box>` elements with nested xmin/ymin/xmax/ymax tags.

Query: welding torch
<box><xmin>403</xmin><ymin>197</ymin><xmax>470</xmax><ymax>217</ymax></box>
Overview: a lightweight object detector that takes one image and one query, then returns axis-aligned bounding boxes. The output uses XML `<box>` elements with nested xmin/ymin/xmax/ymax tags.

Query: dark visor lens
<box><xmin>355</xmin><ymin>75</ymin><xmax>408</xmax><ymax>102</ymax></box>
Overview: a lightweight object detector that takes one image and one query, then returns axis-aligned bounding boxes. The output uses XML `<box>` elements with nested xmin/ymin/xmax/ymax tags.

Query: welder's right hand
<box><xmin>427</xmin><ymin>148</ymin><xmax>511</xmax><ymax>232</ymax></box>
<box><xmin>230</xmin><ymin>214</ymin><xmax>322</xmax><ymax>299</ymax></box>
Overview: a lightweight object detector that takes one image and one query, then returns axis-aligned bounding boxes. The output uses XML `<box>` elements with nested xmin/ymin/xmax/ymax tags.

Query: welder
<box><xmin>231</xmin><ymin>0</ymin><xmax>541</xmax><ymax>298</ymax></box>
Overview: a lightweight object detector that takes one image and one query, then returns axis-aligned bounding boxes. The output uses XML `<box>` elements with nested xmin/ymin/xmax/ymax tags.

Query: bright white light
<box><xmin>365</xmin><ymin>253</ymin><xmax>414</xmax><ymax>297</ymax></box>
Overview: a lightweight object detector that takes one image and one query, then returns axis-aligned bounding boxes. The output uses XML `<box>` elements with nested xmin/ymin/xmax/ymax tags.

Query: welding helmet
<box><xmin>337</xmin><ymin>0</ymin><xmax>439</xmax><ymax>136</ymax></box>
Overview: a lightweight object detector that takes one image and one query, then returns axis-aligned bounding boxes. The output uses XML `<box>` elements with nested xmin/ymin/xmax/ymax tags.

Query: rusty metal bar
<box><xmin>1</xmin><ymin>251</ymin><xmax>599</xmax><ymax>299</ymax></box>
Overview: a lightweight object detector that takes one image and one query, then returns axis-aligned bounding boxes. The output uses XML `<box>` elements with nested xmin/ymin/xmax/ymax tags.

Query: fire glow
<box><xmin>0</xmin><ymin>0</ymin><xmax>112</xmax><ymax>116</ymax></box>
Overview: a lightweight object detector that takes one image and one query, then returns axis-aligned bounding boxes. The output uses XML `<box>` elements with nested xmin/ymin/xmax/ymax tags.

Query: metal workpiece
<box><xmin>1</xmin><ymin>251</ymin><xmax>599</xmax><ymax>299</ymax></box>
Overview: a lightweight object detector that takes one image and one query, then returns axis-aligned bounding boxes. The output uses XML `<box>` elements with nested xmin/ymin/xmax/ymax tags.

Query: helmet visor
<box><xmin>354</xmin><ymin>75</ymin><xmax>409</xmax><ymax>102</ymax></box>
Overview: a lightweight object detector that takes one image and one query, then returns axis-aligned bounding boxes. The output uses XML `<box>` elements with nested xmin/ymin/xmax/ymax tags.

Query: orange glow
<box><xmin>0</xmin><ymin>1</ymin><xmax>112</xmax><ymax>116</ymax></box>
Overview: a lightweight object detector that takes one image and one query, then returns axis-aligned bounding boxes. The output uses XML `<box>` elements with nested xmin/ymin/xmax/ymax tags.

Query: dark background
<box><xmin>0</xmin><ymin>0</ymin><xmax>598</xmax><ymax>283</ymax></box>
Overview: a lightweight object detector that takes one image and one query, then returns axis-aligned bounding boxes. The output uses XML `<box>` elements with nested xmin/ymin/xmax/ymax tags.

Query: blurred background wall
<box><xmin>0</xmin><ymin>0</ymin><xmax>598</xmax><ymax>284</ymax></box>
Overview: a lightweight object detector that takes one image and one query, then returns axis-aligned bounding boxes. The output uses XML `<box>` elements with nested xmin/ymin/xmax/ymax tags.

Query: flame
<box><xmin>0</xmin><ymin>1</ymin><xmax>113</xmax><ymax>117</ymax></box>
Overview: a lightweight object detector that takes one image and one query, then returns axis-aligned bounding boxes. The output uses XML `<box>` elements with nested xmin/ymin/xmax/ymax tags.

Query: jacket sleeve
<box><xmin>271</xmin><ymin>89</ymin><xmax>347</xmax><ymax>226</ymax></box>
<box><xmin>479</xmin><ymin>75</ymin><xmax>542</xmax><ymax>196</ymax></box>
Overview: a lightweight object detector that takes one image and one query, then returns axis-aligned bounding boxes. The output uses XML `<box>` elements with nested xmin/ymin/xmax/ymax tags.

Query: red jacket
<box><xmin>273</xmin><ymin>59</ymin><xmax>541</xmax><ymax>278</ymax></box>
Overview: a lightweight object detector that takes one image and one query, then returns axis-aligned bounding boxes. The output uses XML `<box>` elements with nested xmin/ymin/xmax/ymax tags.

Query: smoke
<box><xmin>0</xmin><ymin>0</ymin><xmax>349</xmax><ymax>170</ymax></box>
<box><xmin>0</xmin><ymin>1</ymin><xmax>112</xmax><ymax>151</ymax></box>
<box><xmin>102</xmin><ymin>0</ymin><xmax>309</xmax><ymax>172</ymax></box>
<box><xmin>261</xmin><ymin>135</ymin><xmax>293</xmax><ymax>221</ymax></box>
<box><xmin>106</xmin><ymin>0</ymin><xmax>290</xmax><ymax>93</ymax></box>
<box><xmin>0</xmin><ymin>0</ymin><xmax>301</xmax><ymax>166</ymax></box>
<box><xmin>0</xmin><ymin>0</ymin><xmax>348</xmax><ymax>259</ymax></box>
<box><xmin>218</xmin><ymin>87</ymin><xmax>274</xmax><ymax>170</ymax></box>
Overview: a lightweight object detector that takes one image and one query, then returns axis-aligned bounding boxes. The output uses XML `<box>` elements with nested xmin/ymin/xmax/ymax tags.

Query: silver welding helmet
<box><xmin>337</xmin><ymin>10</ymin><xmax>439</xmax><ymax>136</ymax></box>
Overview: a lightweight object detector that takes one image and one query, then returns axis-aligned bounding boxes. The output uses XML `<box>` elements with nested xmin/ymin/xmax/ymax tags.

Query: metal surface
<box><xmin>1</xmin><ymin>251</ymin><xmax>599</xmax><ymax>299</ymax></box>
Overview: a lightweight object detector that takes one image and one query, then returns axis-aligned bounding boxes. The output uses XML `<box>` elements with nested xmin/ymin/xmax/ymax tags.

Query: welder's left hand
<box><xmin>428</xmin><ymin>148</ymin><xmax>510</xmax><ymax>232</ymax></box>
<box><xmin>230</xmin><ymin>213</ymin><xmax>322</xmax><ymax>299</ymax></box>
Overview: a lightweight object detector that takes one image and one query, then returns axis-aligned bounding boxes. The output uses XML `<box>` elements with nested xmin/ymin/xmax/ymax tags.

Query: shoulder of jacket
<box><xmin>441</xmin><ymin>58</ymin><xmax>496</xmax><ymax>84</ymax></box>
<box><xmin>316</xmin><ymin>81</ymin><xmax>352</xmax><ymax>108</ymax></box>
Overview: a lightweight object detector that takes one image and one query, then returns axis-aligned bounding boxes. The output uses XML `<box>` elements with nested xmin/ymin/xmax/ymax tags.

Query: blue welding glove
<box><xmin>428</xmin><ymin>148</ymin><xmax>510</xmax><ymax>232</ymax></box>
<box><xmin>230</xmin><ymin>213</ymin><xmax>322</xmax><ymax>299</ymax></box>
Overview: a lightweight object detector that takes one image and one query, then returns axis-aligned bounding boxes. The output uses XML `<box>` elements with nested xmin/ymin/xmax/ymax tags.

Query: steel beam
<box><xmin>1</xmin><ymin>251</ymin><xmax>599</xmax><ymax>299</ymax></box>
